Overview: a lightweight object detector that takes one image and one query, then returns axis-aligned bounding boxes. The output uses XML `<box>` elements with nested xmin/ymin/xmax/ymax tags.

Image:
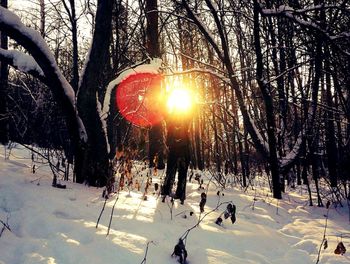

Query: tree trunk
<box><xmin>324</xmin><ymin>47</ymin><xmax>338</xmax><ymax>187</ymax></box>
<box><xmin>0</xmin><ymin>0</ymin><xmax>8</xmax><ymax>144</ymax></box>
<box><xmin>310</xmin><ymin>136</ymin><xmax>323</xmax><ymax>207</ymax></box>
<box><xmin>237</xmin><ymin>133</ymin><xmax>246</xmax><ymax>187</ymax></box>
<box><xmin>107</xmin><ymin>0</ymin><xmax>129</xmax><ymax>159</ymax></box>
<box><xmin>162</xmin><ymin>118</ymin><xmax>190</xmax><ymax>202</ymax></box>
<box><xmin>230</xmin><ymin>90</ymin><xmax>239</xmax><ymax>176</ymax></box>
<box><xmin>70</xmin><ymin>0</ymin><xmax>79</xmax><ymax>92</ymax></box>
<box><xmin>302</xmin><ymin>156</ymin><xmax>313</xmax><ymax>206</ymax></box>
<box><xmin>267</xmin><ymin>13</ymin><xmax>286</xmax><ymax>158</ymax></box>
<box><xmin>194</xmin><ymin>109</ymin><xmax>204</xmax><ymax>170</ymax></box>
<box><xmin>212</xmin><ymin>100</ymin><xmax>221</xmax><ymax>173</ymax></box>
<box><xmin>39</xmin><ymin>0</ymin><xmax>45</xmax><ymax>38</ymax></box>
<box><xmin>254</xmin><ymin>0</ymin><xmax>281</xmax><ymax>199</ymax></box>
<box><xmin>76</xmin><ymin>0</ymin><xmax>114</xmax><ymax>186</ymax></box>
<box><xmin>146</xmin><ymin>0</ymin><xmax>165</xmax><ymax>169</ymax></box>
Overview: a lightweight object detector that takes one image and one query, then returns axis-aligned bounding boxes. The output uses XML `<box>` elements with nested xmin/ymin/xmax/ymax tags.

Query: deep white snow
<box><xmin>0</xmin><ymin>144</ymin><xmax>349</xmax><ymax>264</ymax></box>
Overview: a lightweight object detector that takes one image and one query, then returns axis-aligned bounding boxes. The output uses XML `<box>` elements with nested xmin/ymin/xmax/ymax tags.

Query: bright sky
<box><xmin>9</xmin><ymin>0</ymin><xmax>32</xmax><ymax>10</ymax></box>
<box><xmin>8</xmin><ymin>0</ymin><xmax>93</xmax><ymax>43</ymax></box>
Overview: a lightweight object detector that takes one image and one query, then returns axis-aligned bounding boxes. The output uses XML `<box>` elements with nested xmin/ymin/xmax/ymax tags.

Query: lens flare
<box><xmin>166</xmin><ymin>88</ymin><xmax>193</xmax><ymax>114</ymax></box>
<box><xmin>116</xmin><ymin>73</ymin><xmax>165</xmax><ymax>127</ymax></box>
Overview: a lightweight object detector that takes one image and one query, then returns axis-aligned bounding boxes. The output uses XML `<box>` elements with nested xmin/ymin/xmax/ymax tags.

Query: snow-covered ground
<box><xmin>0</xmin><ymin>144</ymin><xmax>349</xmax><ymax>264</ymax></box>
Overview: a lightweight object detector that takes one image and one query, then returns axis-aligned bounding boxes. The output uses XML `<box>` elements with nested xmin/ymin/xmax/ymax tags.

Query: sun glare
<box><xmin>167</xmin><ymin>88</ymin><xmax>193</xmax><ymax>114</ymax></box>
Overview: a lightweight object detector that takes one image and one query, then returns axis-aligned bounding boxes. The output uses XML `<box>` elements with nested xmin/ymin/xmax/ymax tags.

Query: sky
<box><xmin>9</xmin><ymin>0</ymin><xmax>34</xmax><ymax>11</ymax></box>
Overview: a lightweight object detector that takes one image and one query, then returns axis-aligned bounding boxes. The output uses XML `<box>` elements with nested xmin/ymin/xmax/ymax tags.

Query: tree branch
<box><xmin>0</xmin><ymin>48</ymin><xmax>46</xmax><ymax>83</ymax></box>
<box><xmin>0</xmin><ymin>6</ymin><xmax>87</xmax><ymax>143</ymax></box>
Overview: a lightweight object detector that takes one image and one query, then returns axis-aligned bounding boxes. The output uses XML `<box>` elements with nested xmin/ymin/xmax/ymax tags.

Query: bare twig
<box><xmin>197</xmin><ymin>170</ymin><xmax>216</xmax><ymax>220</ymax></box>
<box><xmin>96</xmin><ymin>159</ymin><xmax>126</xmax><ymax>230</ymax></box>
<box><xmin>347</xmin><ymin>198</ymin><xmax>350</xmax><ymax>223</ymax></box>
<box><xmin>174</xmin><ymin>210</ymin><xmax>192</xmax><ymax>218</ymax></box>
<box><xmin>21</xmin><ymin>144</ymin><xmax>65</xmax><ymax>176</ymax></box>
<box><xmin>180</xmin><ymin>201</ymin><xmax>233</xmax><ymax>246</ymax></box>
<box><xmin>252</xmin><ymin>189</ymin><xmax>257</xmax><ymax>210</ymax></box>
<box><xmin>0</xmin><ymin>216</ymin><xmax>11</xmax><ymax>237</ymax></box>
<box><xmin>140</xmin><ymin>241</ymin><xmax>155</xmax><ymax>264</ymax></box>
<box><xmin>107</xmin><ymin>191</ymin><xmax>120</xmax><ymax>236</ymax></box>
<box><xmin>96</xmin><ymin>197</ymin><xmax>108</xmax><ymax>229</ymax></box>
<box><xmin>165</xmin><ymin>197</ymin><xmax>174</xmax><ymax>221</ymax></box>
<box><xmin>316</xmin><ymin>206</ymin><xmax>330</xmax><ymax>264</ymax></box>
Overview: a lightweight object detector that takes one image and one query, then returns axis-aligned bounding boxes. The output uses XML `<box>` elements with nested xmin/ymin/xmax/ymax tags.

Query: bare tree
<box><xmin>0</xmin><ymin>0</ymin><xmax>8</xmax><ymax>144</ymax></box>
<box><xmin>75</xmin><ymin>0</ymin><xmax>114</xmax><ymax>186</ymax></box>
<box><xmin>146</xmin><ymin>0</ymin><xmax>165</xmax><ymax>170</ymax></box>
<box><xmin>0</xmin><ymin>0</ymin><xmax>114</xmax><ymax>187</ymax></box>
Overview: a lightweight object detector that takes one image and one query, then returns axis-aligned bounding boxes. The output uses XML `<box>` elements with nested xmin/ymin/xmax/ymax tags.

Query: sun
<box><xmin>166</xmin><ymin>87</ymin><xmax>193</xmax><ymax>114</ymax></box>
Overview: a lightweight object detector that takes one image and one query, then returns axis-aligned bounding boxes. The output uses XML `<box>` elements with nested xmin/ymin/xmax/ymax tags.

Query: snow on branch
<box><xmin>0</xmin><ymin>7</ymin><xmax>75</xmax><ymax>102</ymax></box>
<box><xmin>0</xmin><ymin>48</ymin><xmax>44</xmax><ymax>77</ymax></box>
<box><xmin>96</xmin><ymin>91</ymin><xmax>110</xmax><ymax>154</ymax></box>
<box><xmin>260</xmin><ymin>4</ymin><xmax>350</xmax><ymax>55</ymax></box>
<box><xmin>248</xmin><ymin>114</ymin><xmax>269</xmax><ymax>154</ymax></box>
<box><xmin>261</xmin><ymin>4</ymin><xmax>349</xmax><ymax>15</ymax></box>
<box><xmin>280</xmin><ymin>131</ymin><xmax>304</xmax><ymax>170</ymax></box>
<box><xmin>261</xmin><ymin>6</ymin><xmax>325</xmax><ymax>32</ymax></box>
<box><xmin>179</xmin><ymin>52</ymin><xmax>228</xmax><ymax>75</ymax></box>
<box><xmin>167</xmin><ymin>67</ymin><xmax>230</xmax><ymax>84</ymax></box>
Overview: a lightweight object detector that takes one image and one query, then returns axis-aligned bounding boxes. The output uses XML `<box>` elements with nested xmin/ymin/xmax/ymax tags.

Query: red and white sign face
<box><xmin>116</xmin><ymin>73</ymin><xmax>165</xmax><ymax>127</ymax></box>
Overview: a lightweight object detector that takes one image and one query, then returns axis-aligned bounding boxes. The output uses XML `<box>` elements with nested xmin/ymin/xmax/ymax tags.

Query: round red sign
<box><xmin>116</xmin><ymin>73</ymin><xmax>165</xmax><ymax>127</ymax></box>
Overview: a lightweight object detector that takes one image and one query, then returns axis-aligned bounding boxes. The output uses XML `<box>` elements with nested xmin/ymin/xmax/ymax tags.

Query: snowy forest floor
<box><xmin>0</xmin><ymin>144</ymin><xmax>349</xmax><ymax>264</ymax></box>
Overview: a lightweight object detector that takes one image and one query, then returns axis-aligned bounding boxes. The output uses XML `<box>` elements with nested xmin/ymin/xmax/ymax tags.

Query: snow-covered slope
<box><xmin>0</xmin><ymin>145</ymin><xmax>349</xmax><ymax>264</ymax></box>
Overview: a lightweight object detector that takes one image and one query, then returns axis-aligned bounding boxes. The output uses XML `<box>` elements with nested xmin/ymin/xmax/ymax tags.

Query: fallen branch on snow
<box><xmin>140</xmin><ymin>241</ymin><xmax>155</xmax><ymax>264</ymax></box>
<box><xmin>0</xmin><ymin>216</ymin><xmax>12</xmax><ymax>237</ymax></box>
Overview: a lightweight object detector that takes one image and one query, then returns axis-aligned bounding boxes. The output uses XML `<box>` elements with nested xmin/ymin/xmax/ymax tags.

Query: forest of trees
<box><xmin>0</xmin><ymin>0</ymin><xmax>349</xmax><ymax>204</ymax></box>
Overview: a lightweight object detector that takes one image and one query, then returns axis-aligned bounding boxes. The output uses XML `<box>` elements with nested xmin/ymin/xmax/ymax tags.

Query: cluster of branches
<box><xmin>156</xmin><ymin>0</ymin><xmax>350</xmax><ymax>202</ymax></box>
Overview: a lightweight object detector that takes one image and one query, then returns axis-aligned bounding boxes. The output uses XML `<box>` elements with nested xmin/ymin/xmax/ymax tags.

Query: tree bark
<box><xmin>254</xmin><ymin>0</ymin><xmax>281</xmax><ymax>199</ymax></box>
<box><xmin>162</xmin><ymin>117</ymin><xmax>191</xmax><ymax>202</ymax></box>
<box><xmin>61</xmin><ymin>0</ymin><xmax>79</xmax><ymax>91</ymax></box>
<box><xmin>39</xmin><ymin>0</ymin><xmax>45</xmax><ymax>38</ymax></box>
<box><xmin>194</xmin><ymin>109</ymin><xmax>204</xmax><ymax>170</ymax></box>
<box><xmin>324</xmin><ymin>46</ymin><xmax>338</xmax><ymax>187</ymax></box>
<box><xmin>0</xmin><ymin>0</ymin><xmax>8</xmax><ymax>144</ymax></box>
<box><xmin>76</xmin><ymin>0</ymin><xmax>114</xmax><ymax>186</ymax></box>
<box><xmin>70</xmin><ymin>0</ymin><xmax>79</xmax><ymax>92</ymax></box>
<box><xmin>146</xmin><ymin>0</ymin><xmax>165</xmax><ymax>169</ymax></box>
